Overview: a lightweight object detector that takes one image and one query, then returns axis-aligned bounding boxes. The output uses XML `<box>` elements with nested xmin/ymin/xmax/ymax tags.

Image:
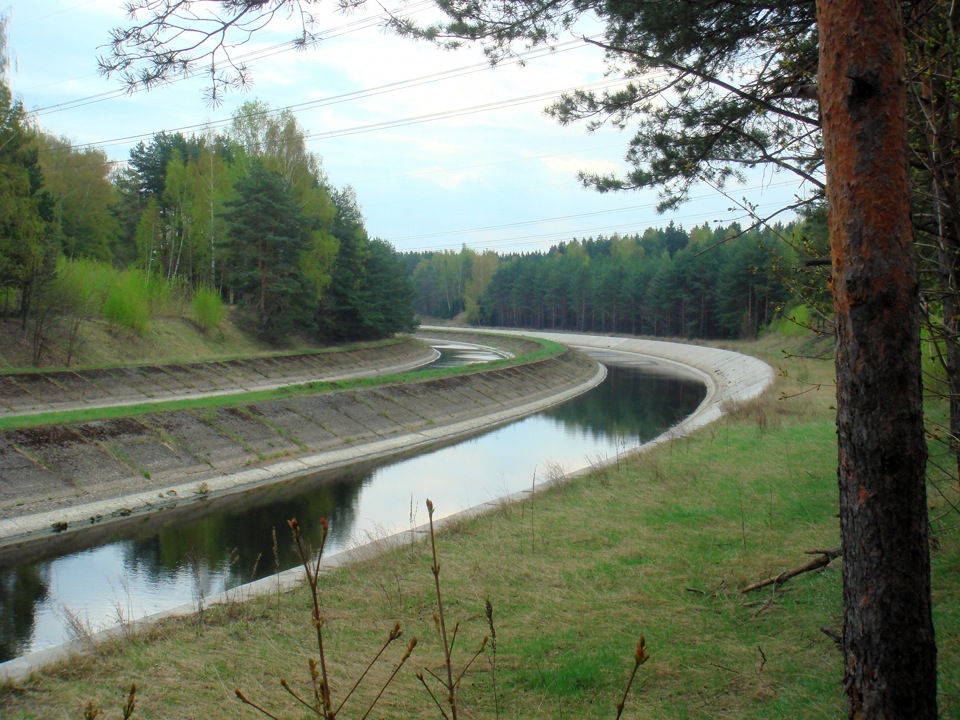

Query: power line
<box><xmin>388</xmin><ymin>180</ymin><xmax>799</xmax><ymax>242</ymax></box>
<box><xmin>40</xmin><ymin>38</ymin><xmax>600</xmax><ymax>155</ymax></box>
<box><xmin>24</xmin><ymin>1</ymin><xmax>437</xmax><ymax>115</ymax></box>
<box><xmin>19</xmin><ymin>7</ymin><xmax>811</xmax><ymax>253</ymax></box>
<box><xmin>304</xmin><ymin>76</ymin><xmax>629</xmax><ymax>141</ymax></box>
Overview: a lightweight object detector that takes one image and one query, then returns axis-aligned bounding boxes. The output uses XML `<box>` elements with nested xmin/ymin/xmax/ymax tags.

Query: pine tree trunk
<box><xmin>817</xmin><ymin>0</ymin><xmax>938</xmax><ymax>715</ymax></box>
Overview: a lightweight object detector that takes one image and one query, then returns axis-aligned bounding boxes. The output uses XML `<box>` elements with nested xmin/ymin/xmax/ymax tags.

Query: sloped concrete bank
<box><xmin>417</xmin><ymin>330</ymin><xmax>543</xmax><ymax>357</ymax></box>
<box><xmin>0</xmin><ymin>337</ymin><xmax>439</xmax><ymax>418</ymax></box>
<box><xmin>0</xmin><ymin>343</ymin><xmax>602</xmax><ymax>548</ymax></box>
<box><xmin>0</xmin><ymin>330</ymin><xmax>775</xmax><ymax>682</ymax></box>
<box><xmin>420</xmin><ymin>328</ymin><xmax>775</xmax><ymax>440</ymax></box>
<box><xmin>480</xmin><ymin>330</ymin><xmax>775</xmax><ymax>436</ymax></box>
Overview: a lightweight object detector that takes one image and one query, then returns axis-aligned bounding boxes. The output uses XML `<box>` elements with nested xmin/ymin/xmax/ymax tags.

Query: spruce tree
<box><xmin>224</xmin><ymin>159</ymin><xmax>312</xmax><ymax>342</ymax></box>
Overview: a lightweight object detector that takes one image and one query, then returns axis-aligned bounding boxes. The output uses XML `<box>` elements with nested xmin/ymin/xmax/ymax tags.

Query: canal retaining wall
<box><xmin>0</xmin><ymin>330</ymin><xmax>775</xmax><ymax>683</ymax></box>
<box><xmin>0</xmin><ymin>337</ymin><xmax>439</xmax><ymax>418</ymax></box>
<box><xmin>0</xmin><ymin>343</ymin><xmax>602</xmax><ymax>548</ymax></box>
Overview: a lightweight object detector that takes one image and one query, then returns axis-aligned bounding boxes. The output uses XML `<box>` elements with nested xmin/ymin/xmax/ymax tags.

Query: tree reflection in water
<box><xmin>0</xmin><ymin>360</ymin><xmax>704</xmax><ymax>663</ymax></box>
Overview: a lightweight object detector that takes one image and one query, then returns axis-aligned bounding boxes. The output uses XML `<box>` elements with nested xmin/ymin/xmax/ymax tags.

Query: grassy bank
<box><xmin>1</xmin><ymin>335</ymin><xmax>957</xmax><ymax>718</ymax></box>
<box><xmin>0</xmin><ymin>314</ymin><xmax>294</xmax><ymax>373</ymax></box>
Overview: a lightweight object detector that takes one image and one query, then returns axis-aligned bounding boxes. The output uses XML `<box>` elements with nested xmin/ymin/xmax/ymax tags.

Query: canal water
<box><xmin>0</xmin><ymin>345</ymin><xmax>705</xmax><ymax>664</ymax></box>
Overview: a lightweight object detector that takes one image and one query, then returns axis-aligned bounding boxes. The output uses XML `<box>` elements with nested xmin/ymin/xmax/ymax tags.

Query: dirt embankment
<box><xmin>0</xmin><ymin>340</ymin><xmax>599</xmax><ymax>537</ymax></box>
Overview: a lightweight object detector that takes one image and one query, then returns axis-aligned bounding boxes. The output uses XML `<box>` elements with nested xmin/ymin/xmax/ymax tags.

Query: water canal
<box><xmin>0</xmin><ymin>345</ymin><xmax>705</xmax><ymax>664</ymax></box>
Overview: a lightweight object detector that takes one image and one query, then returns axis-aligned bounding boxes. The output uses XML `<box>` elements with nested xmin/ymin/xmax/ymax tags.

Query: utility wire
<box><xmin>305</xmin><ymin>76</ymin><xmax>629</xmax><ymax>141</ymax></box>
<box><xmin>388</xmin><ymin>180</ymin><xmax>800</xmax><ymax>242</ymax></box>
<box><xmin>38</xmin><ymin>39</ymin><xmax>601</xmax><ymax>154</ymax></box>
<box><xmin>24</xmin><ymin>0</ymin><xmax>436</xmax><ymax>113</ymax></box>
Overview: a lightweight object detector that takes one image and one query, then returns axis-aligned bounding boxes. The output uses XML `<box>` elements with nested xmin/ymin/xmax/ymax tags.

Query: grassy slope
<box><xmin>1</xmin><ymin>333</ymin><xmax>958</xmax><ymax>719</ymax></box>
<box><xmin>0</xmin><ymin>314</ymin><xmax>294</xmax><ymax>372</ymax></box>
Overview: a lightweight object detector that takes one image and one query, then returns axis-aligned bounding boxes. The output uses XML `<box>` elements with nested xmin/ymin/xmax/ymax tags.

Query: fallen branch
<box><xmin>741</xmin><ymin>549</ymin><xmax>841</xmax><ymax>593</ymax></box>
<box><xmin>820</xmin><ymin>625</ymin><xmax>843</xmax><ymax>651</ymax></box>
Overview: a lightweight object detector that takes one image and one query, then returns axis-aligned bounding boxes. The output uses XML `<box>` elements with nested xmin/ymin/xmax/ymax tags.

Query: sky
<box><xmin>3</xmin><ymin>0</ymin><xmax>811</xmax><ymax>255</ymax></box>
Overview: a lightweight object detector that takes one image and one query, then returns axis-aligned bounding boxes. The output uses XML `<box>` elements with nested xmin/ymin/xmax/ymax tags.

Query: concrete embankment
<box><xmin>510</xmin><ymin>331</ymin><xmax>775</xmax><ymax>433</ymax></box>
<box><xmin>0</xmin><ymin>330</ymin><xmax>775</xmax><ymax>682</ymax></box>
<box><xmin>424</xmin><ymin>328</ymin><xmax>775</xmax><ymax>442</ymax></box>
<box><xmin>0</xmin><ymin>337</ymin><xmax>439</xmax><ymax>417</ymax></box>
<box><xmin>0</xmin><ymin>338</ymin><xmax>601</xmax><ymax>548</ymax></box>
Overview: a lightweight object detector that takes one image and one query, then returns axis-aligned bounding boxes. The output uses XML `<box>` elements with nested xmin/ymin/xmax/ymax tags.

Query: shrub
<box><xmin>103</xmin><ymin>269</ymin><xmax>151</xmax><ymax>335</ymax></box>
<box><xmin>192</xmin><ymin>287</ymin><xmax>226</xmax><ymax>333</ymax></box>
<box><xmin>148</xmin><ymin>272</ymin><xmax>191</xmax><ymax>316</ymax></box>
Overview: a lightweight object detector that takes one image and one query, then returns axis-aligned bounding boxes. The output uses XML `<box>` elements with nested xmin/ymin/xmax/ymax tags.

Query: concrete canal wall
<box><xmin>0</xmin><ymin>339</ymin><xmax>601</xmax><ymax>548</ymax></box>
<box><xmin>0</xmin><ymin>329</ymin><xmax>775</xmax><ymax>682</ymax></box>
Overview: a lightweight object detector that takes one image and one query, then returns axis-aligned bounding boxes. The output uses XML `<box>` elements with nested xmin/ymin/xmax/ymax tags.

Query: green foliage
<box><xmin>57</xmin><ymin>258</ymin><xmax>102</xmax><ymax>310</ymax></box>
<box><xmin>357</xmin><ymin>239</ymin><xmax>418</xmax><ymax>338</ymax></box>
<box><xmin>407</xmin><ymin>223</ymin><xmax>804</xmax><ymax>340</ymax></box>
<box><xmin>192</xmin><ymin>287</ymin><xmax>226</xmax><ymax>333</ymax></box>
<box><xmin>33</xmin><ymin>132</ymin><xmax>119</xmax><ymax>262</ymax></box>
<box><xmin>772</xmin><ymin>304</ymin><xmax>815</xmax><ymax>337</ymax></box>
<box><xmin>102</xmin><ymin>268</ymin><xmax>151</xmax><ymax>334</ymax></box>
<box><xmin>145</xmin><ymin>271</ymin><xmax>184</xmax><ymax>317</ymax></box>
<box><xmin>0</xmin><ymin>29</ymin><xmax>58</xmax><ymax>327</ymax></box>
<box><xmin>315</xmin><ymin>189</ymin><xmax>417</xmax><ymax>343</ymax></box>
<box><xmin>223</xmin><ymin>158</ymin><xmax>313</xmax><ymax>343</ymax></box>
<box><xmin>1</xmin><ymin>56</ymin><xmax>417</xmax><ymax>348</ymax></box>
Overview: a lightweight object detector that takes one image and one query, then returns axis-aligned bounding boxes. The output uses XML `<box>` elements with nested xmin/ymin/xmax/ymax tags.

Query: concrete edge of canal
<box><xmin>0</xmin><ymin>330</ymin><xmax>774</xmax><ymax>682</ymax></box>
<box><xmin>0</xmin><ymin>336</ymin><xmax>601</xmax><ymax>548</ymax></box>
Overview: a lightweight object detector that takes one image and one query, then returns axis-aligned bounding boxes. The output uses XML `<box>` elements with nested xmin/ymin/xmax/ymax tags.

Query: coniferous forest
<box><xmin>403</xmin><ymin>215</ymin><xmax>831</xmax><ymax>340</ymax></box>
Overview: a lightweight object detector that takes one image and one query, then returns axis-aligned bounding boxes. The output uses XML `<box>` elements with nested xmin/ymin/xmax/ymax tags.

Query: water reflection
<box><xmin>422</xmin><ymin>339</ymin><xmax>509</xmax><ymax>368</ymax></box>
<box><xmin>546</xmin><ymin>362</ymin><xmax>705</xmax><ymax>440</ymax></box>
<box><xmin>0</xmin><ymin>357</ymin><xmax>704</xmax><ymax>663</ymax></box>
<box><xmin>0</xmin><ymin>566</ymin><xmax>48</xmax><ymax>662</ymax></box>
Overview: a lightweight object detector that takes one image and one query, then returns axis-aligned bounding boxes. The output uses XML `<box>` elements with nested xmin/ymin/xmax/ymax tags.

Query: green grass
<box><xmin>2</xmin><ymin>336</ymin><xmax>956</xmax><ymax>719</ymax></box>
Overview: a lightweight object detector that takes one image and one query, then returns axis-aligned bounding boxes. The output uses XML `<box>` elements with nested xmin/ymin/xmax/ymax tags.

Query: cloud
<box><xmin>540</xmin><ymin>155</ymin><xmax>622</xmax><ymax>180</ymax></box>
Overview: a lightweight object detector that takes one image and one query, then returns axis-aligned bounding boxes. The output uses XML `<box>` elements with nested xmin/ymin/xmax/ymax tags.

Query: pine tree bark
<box><xmin>816</xmin><ymin>0</ymin><xmax>938</xmax><ymax>715</ymax></box>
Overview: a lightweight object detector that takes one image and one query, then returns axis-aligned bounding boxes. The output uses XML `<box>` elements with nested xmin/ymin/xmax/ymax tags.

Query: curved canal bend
<box><xmin>0</xmin><ymin>334</ymin><xmax>772</xmax><ymax>672</ymax></box>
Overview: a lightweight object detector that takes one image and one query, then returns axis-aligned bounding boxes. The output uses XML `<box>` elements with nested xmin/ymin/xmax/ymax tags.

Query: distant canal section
<box><xmin>0</xmin><ymin>342</ymin><xmax>708</xmax><ymax>668</ymax></box>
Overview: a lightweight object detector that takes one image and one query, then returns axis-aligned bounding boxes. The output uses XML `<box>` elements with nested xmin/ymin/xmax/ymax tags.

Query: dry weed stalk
<box><xmin>235</xmin><ymin>518</ymin><xmax>416</xmax><ymax>719</ymax></box>
<box><xmin>81</xmin><ymin>683</ymin><xmax>137</xmax><ymax>719</ymax></box>
<box><xmin>485</xmin><ymin>598</ymin><xmax>500</xmax><ymax>719</ymax></box>
<box><xmin>416</xmin><ymin>499</ymin><xmax>489</xmax><ymax>720</ymax></box>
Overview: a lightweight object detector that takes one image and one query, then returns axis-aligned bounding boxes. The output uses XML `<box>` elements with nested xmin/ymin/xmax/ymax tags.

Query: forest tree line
<box><xmin>0</xmin><ymin>33</ymin><xmax>829</xmax><ymax>363</ymax></box>
<box><xmin>405</xmin><ymin>216</ymin><xmax>831</xmax><ymax>340</ymax></box>
<box><xmin>0</xmin><ymin>72</ymin><xmax>416</xmax><ymax>360</ymax></box>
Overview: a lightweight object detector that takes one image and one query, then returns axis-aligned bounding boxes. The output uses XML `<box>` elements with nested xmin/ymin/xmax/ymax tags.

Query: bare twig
<box><xmin>616</xmin><ymin>636</ymin><xmax>650</xmax><ymax>719</ymax></box>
